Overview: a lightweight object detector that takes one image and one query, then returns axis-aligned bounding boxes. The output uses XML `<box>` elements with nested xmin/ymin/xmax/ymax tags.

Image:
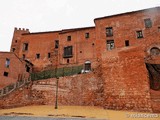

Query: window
<box><xmin>144</xmin><ymin>18</ymin><xmax>152</xmax><ymax>28</ymax></box>
<box><xmin>85</xmin><ymin>33</ymin><xmax>89</xmax><ymax>38</ymax></box>
<box><xmin>15</xmin><ymin>40</ymin><xmax>17</xmax><ymax>43</ymax></box>
<box><xmin>84</xmin><ymin>61</ymin><xmax>91</xmax><ymax>71</ymax></box>
<box><xmin>48</xmin><ymin>53</ymin><xmax>51</xmax><ymax>58</ymax></box>
<box><xmin>106</xmin><ymin>27</ymin><xmax>113</xmax><ymax>37</ymax></box>
<box><xmin>125</xmin><ymin>40</ymin><xmax>130</xmax><ymax>47</ymax></box>
<box><xmin>158</xmin><ymin>27</ymin><xmax>160</xmax><ymax>32</ymax></box>
<box><xmin>36</xmin><ymin>54</ymin><xmax>40</xmax><ymax>59</ymax></box>
<box><xmin>23</xmin><ymin>43</ymin><xmax>28</xmax><ymax>51</ymax></box>
<box><xmin>22</xmin><ymin>54</ymin><xmax>25</xmax><ymax>59</ymax></box>
<box><xmin>67</xmin><ymin>36</ymin><xmax>71</xmax><ymax>41</ymax></box>
<box><xmin>55</xmin><ymin>40</ymin><xmax>59</xmax><ymax>48</ymax></box>
<box><xmin>12</xmin><ymin>48</ymin><xmax>15</xmax><ymax>52</ymax></box>
<box><xmin>63</xmin><ymin>46</ymin><xmax>73</xmax><ymax>58</ymax></box>
<box><xmin>4</xmin><ymin>72</ymin><xmax>8</xmax><ymax>77</ymax></box>
<box><xmin>67</xmin><ymin>59</ymin><xmax>70</xmax><ymax>63</ymax></box>
<box><xmin>5</xmin><ymin>58</ymin><xmax>10</xmax><ymax>68</ymax></box>
<box><xmin>106</xmin><ymin>40</ymin><xmax>114</xmax><ymax>50</ymax></box>
<box><xmin>26</xmin><ymin>65</ymin><xmax>30</xmax><ymax>72</ymax></box>
<box><xmin>150</xmin><ymin>47</ymin><xmax>160</xmax><ymax>56</ymax></box>
<box><xmin>136</xmin><ymin>30</ymin><xmax>143</xmax><ymax>38</ymax></box>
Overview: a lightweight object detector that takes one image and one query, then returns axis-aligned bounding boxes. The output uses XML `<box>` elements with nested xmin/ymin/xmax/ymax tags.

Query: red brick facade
<box><xmin>0</xmin><ymin>6</ymin><xmax>159</xmax><ymax>112</ymax></box>
<box><xmin>0</xmin><ymin>52</ymin><xmax>28</xmax><ymax>89</ymax></box>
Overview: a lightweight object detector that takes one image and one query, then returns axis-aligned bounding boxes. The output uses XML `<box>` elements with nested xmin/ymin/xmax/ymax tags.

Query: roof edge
<box><xmin>94</xmin><ymin>6</ymin><xmax>160</xmax><ymax>22</ymax></box>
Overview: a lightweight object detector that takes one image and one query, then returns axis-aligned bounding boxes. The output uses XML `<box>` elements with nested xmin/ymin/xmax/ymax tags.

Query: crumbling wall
<box><xmin>0</xmin><ymin>73</ymin><xmax>104</xmax><ymax>108</ymax></box>
<box><xmin>101</xmin><ymin>46</ymin><xmax>152</xmax><ymax>112</ymax></box>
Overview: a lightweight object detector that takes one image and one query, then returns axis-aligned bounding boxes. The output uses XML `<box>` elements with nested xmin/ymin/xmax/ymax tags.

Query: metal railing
<box><xmin>0</xmin><ymin>76</ymin><xmax>31</xmax><ymax>98</ymax></box>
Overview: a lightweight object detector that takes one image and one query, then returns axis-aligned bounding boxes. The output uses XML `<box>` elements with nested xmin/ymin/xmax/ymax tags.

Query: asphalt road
<box><xmin>0</xmin><ymin>116</ymin><xmax>105</xmax><ymax>120</ymax></box>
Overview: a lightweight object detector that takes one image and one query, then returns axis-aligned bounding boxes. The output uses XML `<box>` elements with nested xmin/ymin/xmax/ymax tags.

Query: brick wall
<box><xmin>0</xmin><ymin>73</ymin><xmax>104</xmax><ymax>109</ymax></box>
<box><xmin>0</xmin><ymin>52</ymin><xmax>27</xmax><ymax>88</ymax></box>
<box><xmin>100</xmin><ymin>46</ymin><xmax>152</xmax><ymax>112</ymax></box>
<box><xmin>18</xmin><ymin>32</ymin><xmax>60</xmax><ymax>71</ymax></box>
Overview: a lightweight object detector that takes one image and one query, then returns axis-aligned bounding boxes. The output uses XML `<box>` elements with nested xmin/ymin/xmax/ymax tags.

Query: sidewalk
<box><xmin>0</xmin><ymin>106</ymin><xmax>159</xmax><ymax>120</ymax></box>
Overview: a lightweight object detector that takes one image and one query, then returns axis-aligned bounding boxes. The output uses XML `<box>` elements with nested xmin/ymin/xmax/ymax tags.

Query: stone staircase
<box><xmin>0</xmin><ymin>76</ymin><xmax>31</xmax><ymax>98</ymax></box>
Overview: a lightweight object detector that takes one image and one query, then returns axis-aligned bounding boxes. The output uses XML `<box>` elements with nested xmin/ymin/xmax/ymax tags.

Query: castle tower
<box><xmin>10</xmin><ymin>27</ymin><xmax>30</xmax><ymax>56</ymax></box>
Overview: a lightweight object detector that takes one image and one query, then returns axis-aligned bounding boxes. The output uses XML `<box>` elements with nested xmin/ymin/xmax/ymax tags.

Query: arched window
<box><xmin>84</xmin><ymin>61</ymin><xmax>91</xmax><ymax>71</ymax></box>
<box><xmin>150</xmin><ymin>47</ymin><xmax>160</xmax><ymax>56</ymax></box>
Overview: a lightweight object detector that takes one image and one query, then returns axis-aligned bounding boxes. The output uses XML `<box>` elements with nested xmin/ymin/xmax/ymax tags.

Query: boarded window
<box><xmin>144</xmin><ymin>18</ymin><xmax>152</xmax><ymax>28</ymax></box>
<box><xmin>63</xmin><ymin>46</ymin><xmax>73</xmax><ymax>58</ymax></box>
<box><xmin>106</xmin><ymin>27</ymin><xmax>113</xmax><ymax>37</ymax></box>
<box><xmin>107</xmin><ymin>40</ymin><xmax>114</xmax><ymax>50</ymax></box>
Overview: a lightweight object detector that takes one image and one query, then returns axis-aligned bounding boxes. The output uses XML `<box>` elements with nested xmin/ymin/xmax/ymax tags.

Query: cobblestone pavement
<box><xmin>0</xmin><ymin>116</ymin><xmax>105</xmax><ymax>120</ymax></box>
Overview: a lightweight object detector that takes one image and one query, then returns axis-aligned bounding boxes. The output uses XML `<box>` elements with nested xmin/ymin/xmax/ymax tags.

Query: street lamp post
<box><xmin>55</xmin><ymin>77</ymin><xmax>59</xmax><ymax>109</ymax></box>
<box><xmin>54</xmin><ymin>49</ymin><xmax>59</xmax><ymax>109</ymax></box>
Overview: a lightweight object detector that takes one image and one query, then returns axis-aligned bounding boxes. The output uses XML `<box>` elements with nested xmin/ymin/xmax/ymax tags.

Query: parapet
<box><xmin>14</xmin><ymin>27</ymin><xmax>30</xmax><ymax>33</ymax></box>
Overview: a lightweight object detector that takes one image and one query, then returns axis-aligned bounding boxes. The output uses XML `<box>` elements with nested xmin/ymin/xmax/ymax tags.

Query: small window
<box><xmin>23</xmin><ymin>43</ymin><xmax>28</xmax><ymax>51</ymax></box>
<box><xmin>106</xmin><ymin>40</ymin><xmax>114</xmax><ymax>50</ymax></box>
<box><xmin>63</xmin><ymin>46</ymin><xmax>73</xmax><ymax>58</ymax></box>
<box><xmin>22</xmin><ymin>54</ymin><xmax>25</xmax><ymax>59</ymax></box>
<box><xmin>5</xmin><ymin>58</ymin><xmax>10</xmax><ymax>68</ymax></box>
<box><xmin>15</xmin><ymin>40</ymin><xmax>17</xmax><ymax>43</ymax></box>
<box><xmin>85</xmin><ymin>33</ymin><xmax>89</xmax><ymax>38</ymax></box>
<box><xmin>158</xmin><ymin>27</ymin><xmax>160</xmax><ymax>32</ymax></box>
<box><xmin>125</xmin><ymin>40</ymin><xmax>129</xmax><ymax>47</ymax></box>
<box><xmin>26</xmin><ymin>65</ymin><xmax>30</xmax><ymax>72</ymax></box>
<box><xmin>67</xmin><ymin>36</ymin><xmax>71</xmax><ymax>41</ymax></box>
<box><xmin>55</xmin><ymin>40</ymin><xmax>59</xmax><ymax>48</ymax></box>
<box><xmin>4</xmin><ymin>72</ymin><xmax>8</xmax><ymax>77</ymax></box>
<box><xmin>136</xmin><ymin>30</ymin><xmax>143</xmax><ymax>39</ymax></box>
<box><xmin>144</xmin><ymin>18</ymin><xmax>152</xmax><ymax>28</ymax></box>
<box><xmin>84</xmin><ymin>61</ymin><xmax>91</xmax><ymax>71</ymax></box>
<box><xmin>67</xmin><ymin>59</ymin><xmax>69</xmax><ymax>63</ymax></box>
<box><xmin>36</xmin><ymin>54</ymin><xmax>40</xmax><ymax>59</ymax></box>
<box><xmin>12</xmin><ymin>48</ymin><xmax>15</xmax><ymax>52</ymax></box>
<box><xmin>48</xmin><ymin>53</ymin><xmax>51</xmax><ymax>58</ymax></box>
<box><xmin>106</xmin><ymin>27</ymin><xmax>113</xmax><ymax>37</ymax></box>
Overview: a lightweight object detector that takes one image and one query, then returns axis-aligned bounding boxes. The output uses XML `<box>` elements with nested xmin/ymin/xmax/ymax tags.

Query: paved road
<box><xmin>0</xmin><ymin>116</ymin><xmax>105</xmax><ymax>120</ymax></box>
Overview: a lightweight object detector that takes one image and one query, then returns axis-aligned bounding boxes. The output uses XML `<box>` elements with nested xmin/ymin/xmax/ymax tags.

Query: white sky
<box><xmin>0</xmin><ymin>0</ymin><xmax>160</xmax><ymax>51</ymax></box>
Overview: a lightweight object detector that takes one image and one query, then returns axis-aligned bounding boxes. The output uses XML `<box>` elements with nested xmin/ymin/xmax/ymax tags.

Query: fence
<box><xmin>0</xmin><ymin>77</ymin><xmax>31</xmax><ymax>97</ymax></box>
<box><xmin>31</xmin><ymin>65</ymin><xmax>83</xmax><ymax>81</ymax></box>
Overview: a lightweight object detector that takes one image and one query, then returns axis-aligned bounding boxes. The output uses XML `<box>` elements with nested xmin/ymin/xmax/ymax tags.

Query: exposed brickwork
<box><xmin>0</xmin><ymin>7</ymin><xmax>160</xmax><ymax>112</ymax></box>
<box><xmin>0</xmin><ymin>52</ymin><xmax>28</xmax><ymax>88</ymax></box>
<box><xmin>0</xmin><ymin>73</ymin><xmax>104</xmax><ymax>108</ymax></box>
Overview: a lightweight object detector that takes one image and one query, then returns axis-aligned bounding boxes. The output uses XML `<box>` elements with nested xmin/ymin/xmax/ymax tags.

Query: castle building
<box><xmin>0</xmin><ymin>6</ymin><xmax>160</xmax><ymax>112</ymax></box>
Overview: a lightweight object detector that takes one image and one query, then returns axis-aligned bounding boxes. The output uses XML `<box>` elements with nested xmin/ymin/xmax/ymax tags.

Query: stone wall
<box><xmin>0</xmin><ymin>73</ymin><xmax>104</xmax><ymax>109</ymax></box>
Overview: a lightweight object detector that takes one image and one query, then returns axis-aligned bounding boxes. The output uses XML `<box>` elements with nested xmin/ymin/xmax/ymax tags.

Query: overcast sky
<box><xmin>0</xmin><ymin>0</ymin><xmax>160</xmax><ymax>51</ymax></box>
